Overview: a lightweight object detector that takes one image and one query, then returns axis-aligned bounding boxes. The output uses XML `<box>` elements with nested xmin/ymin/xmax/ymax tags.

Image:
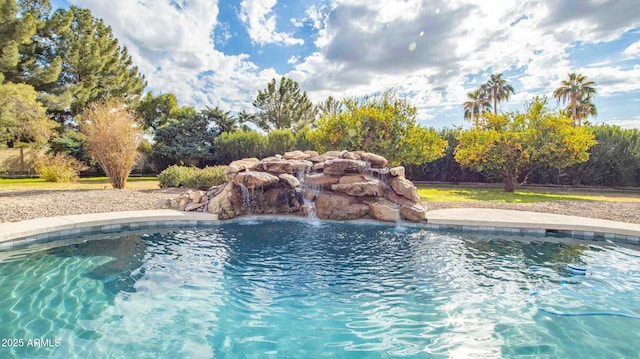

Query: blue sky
<box><xmin>53</xmin><ymin>0</ymin><xmax>640</xmax><ymax>129</ymax></box>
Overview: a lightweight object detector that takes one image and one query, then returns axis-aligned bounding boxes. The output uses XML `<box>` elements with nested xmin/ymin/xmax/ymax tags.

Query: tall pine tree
<box><xmin>46</xmin><ymin>6</ymin><xmax>146</xmax><ymax>123</ymax></box>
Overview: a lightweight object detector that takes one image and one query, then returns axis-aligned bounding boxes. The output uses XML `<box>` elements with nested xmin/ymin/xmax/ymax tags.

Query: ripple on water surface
<box><xmin>0</xmin><ymin>220</ymin><xmax>639</xmax><ymax>358</ymax></box>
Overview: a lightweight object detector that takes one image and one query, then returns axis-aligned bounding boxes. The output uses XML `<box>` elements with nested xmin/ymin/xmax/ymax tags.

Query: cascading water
<box><xmin>239</xmin><ymin>184</ymin><xmax>257</xmax><ymax>214</ymax></box>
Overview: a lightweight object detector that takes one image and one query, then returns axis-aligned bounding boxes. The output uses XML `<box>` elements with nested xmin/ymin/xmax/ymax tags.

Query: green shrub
<box><xmin>183</xmin><ymin>166</ymin><xmax>227</xmax><ymax>190</ymax></box>
<box><xmin>158</xmin><ymin>165</ymin><xmax>227</xmax><ymax>190</ymax></box>
<box><xmin>35</xmin><ymin>153</ymin><xmax>83</xmax><ymax>182</ymax></box>
<box><xmin>265</xmin><ymin>129</ymin><xmax>295</xmax><ymax>156</ymax></box>
<box><xmin>214</xmin><ymin>130</ymin><xmax>266</xmax><ymax>164</ymax></box>
<box><xmin>158</xmin><ymin>165</ymin><xmax>197</xmax><ymax>188</ymax></box>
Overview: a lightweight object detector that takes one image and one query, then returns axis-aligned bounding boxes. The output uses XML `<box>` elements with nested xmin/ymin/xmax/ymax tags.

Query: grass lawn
<box><xmin>0</xmin><ymin>176</ymin><xmax>160</xmax><ymax>191</ymax></box>
<box><xmin>417</xmin><ymin>184</ymin><xmax>640</xmax><ymax>203</ymax></box>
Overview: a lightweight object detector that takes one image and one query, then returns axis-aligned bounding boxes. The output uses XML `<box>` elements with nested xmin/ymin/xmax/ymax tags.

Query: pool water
<box><xmin>1</xmin><ymin>219</ymin><xmax>639</xmax><ymax>358</ymax></box>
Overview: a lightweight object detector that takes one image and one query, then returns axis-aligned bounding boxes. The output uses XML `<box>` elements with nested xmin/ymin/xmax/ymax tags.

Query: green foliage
<box><xmin>265</xmin><ymin>129</ymin><xmax>295</xmax><ymax>156</ymax></box>
<box><xmin>135</xmin><ymin>92</ymin><xmax>178</xmax><ymax>131</ymax></box>
<box><xmin>48</xmin><ymin>129</ymin><xmax>94</xmax><ymax>167</ymax></box>
<box><xmin>3</xmin><ymin>0</ymin><xmax>63</xmax><ymax>89</ymax></box>
<box><xmin>293</xmin><ymin>126</ymin><xmax>316</xmax><ymax>152</ymax></box>
<box><xmin>455</xmin><ymin>97</ymin><xmax>597</xmax><ymax>191</ymax></box>
<box><xmin>158</xmin><ymin>165</ymin><xmax>226</xmax><ymax>190</ymax></box>
<box><xmin>568</xmin><ymin>125</ymin><xmax>640</xmax><ymax>186</ymax></box>
<box><xmin>251</xmin><ymin>77</ymin><xmax>316</xmax><ymax>131</ymax></box>
<box><xmin>0</xmin><ymin>0</ymin><xmax>37</xmax><ymax>83</ymax></box>
<box><xmin>35</xmin><ymin>151</ymin><xmax>83</xmax><ymax>182</ymax></box>
<box><xmin>46</xmin><ymin>6</ymin><xmax>146</xmax><ymax>122</ymax></box>
<box><xmin>0</xmin><ymin>82</ymin><xmax>57</xmax><ymax>148</ymax></box>
<box><xmin>213</xmin><ymin>130</ymin><xmax>266</xmax><ymax>164</ymax></box>
<box><xmin>152</xmin><ymin>108</ymin><xmax>215</xmax><ymax>165</ymax></box>
<box><xmin>200</xmin><ymin>106</ymin><xmax>240</xmax><ymax>134</ymax></box>
<box><xmin>310</xmin><ymin>91</ymin><xmax>447</xmax><ymax>166</ymax></box>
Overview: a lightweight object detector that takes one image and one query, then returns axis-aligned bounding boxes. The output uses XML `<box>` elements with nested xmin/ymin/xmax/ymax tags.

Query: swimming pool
<box><xmin>1</xmin><ymin>219</ymin><xmax>638</xmax><ymax>358</ymax></box>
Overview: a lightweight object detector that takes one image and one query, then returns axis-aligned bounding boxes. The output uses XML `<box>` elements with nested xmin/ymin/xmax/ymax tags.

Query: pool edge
<box><xmin>1</xmin><ymin>208</ymin><xmax>639</xmax><ymax>249</ymax></box>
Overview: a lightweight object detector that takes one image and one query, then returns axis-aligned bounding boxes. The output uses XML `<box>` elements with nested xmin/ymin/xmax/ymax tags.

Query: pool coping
<box><xmin>0</xmin><ymin>208</ymin><xmax>639</xmax><ymax>250</ymax></box>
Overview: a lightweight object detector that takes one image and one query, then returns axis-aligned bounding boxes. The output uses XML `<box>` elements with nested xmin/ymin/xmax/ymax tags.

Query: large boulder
<box><xmin>233</xmin><ymin>171</ymin><xmax>279</xmax><ymax>189</ymax></box>
<box><xmin>323</xmin><ymin>159</ymin><xmax>368</xmax><ymax>176</ymax></box>
<box><xmin>360</xmin><ymin>152</ymin><xmax>388</xmax><ymax>167</ymax></box>
<box><xmin>388</xmin><ymin>176</ymin><xmax>421</xmax><ymax>203</ymax></box>
<box><xmin>389</xmin><ymin>166</ymin><xmax>405</xmax><ymax>177</ymax></box>
<box><xmin>315</xmin><ymin>192</ymin><xmax>369</xmax><ymax>220</ymax></box>
<box><xmin>207</xmin><ymin>183</ymin><xmax>242</xmax><ymax>219</ymax></box>
<box><xmin>224</xmin><ymin>158</ymin><xmax>260</xmax><ymax>181</ymax></box>
<box><xmin>400</xmin><ymin>203</ymin><xmax>427</xmax><ymax>222</ymax></box>
<box><xmin>366</xmin><ymin>198</ymin><xmax>399</xmax><ymax>222</ymax></box>
<box><xmin>331</xmin><ymin>175</ymin><xmax>388</xmax><ymax>197</ymax></box>
<box><xmin>303</xmin><ymin>173</ymin><xmax>340</xmax><ymax>190</ymax></box>
<box><xmin>253</xmin><ymin>160</ymin><xmax>313</xmax><ymax>175</ymax></box>
<box><xmin>278</xmin><ymin>173</ymin><xmax>300</xmax><ymax>189</ymax></box>
<box><xmin>247</xmin><ymin>188</ymin><xmax>302</xmax><ymax>214</ymax></box>
<box><xmin>387</xmin><ymin>192</ymin><xmax>427</xmax><ymax>222</ymax></box>
<box><xmin>283</xmin><ymin>150</ymin><xmax>311</xmax><ymax>160</ymax></box>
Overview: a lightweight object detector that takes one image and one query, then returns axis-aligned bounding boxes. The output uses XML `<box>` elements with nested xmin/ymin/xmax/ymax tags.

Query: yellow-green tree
<box><xmin>309</xmin><ymin>91</ymin><xmax>447</xmax><ymax>166</ymax></box>
<box><xmin>455</xmin><ymin>97</ymin><xmax>596</xmax><ymax>192</ymax></box>
<box><xmin>0</xmin><ymin>82</ymin><xmax>57</xmax><ymax>148</ymax></box>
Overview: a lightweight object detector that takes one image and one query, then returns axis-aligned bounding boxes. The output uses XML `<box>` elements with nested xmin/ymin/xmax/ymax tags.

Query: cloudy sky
<box><xmin>53</xmin><ymin>0</ymin><xmax>640</xmax><ymax>129</ymax></box>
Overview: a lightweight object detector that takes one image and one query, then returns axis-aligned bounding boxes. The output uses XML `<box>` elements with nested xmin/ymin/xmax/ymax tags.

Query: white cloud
<box><xmin>583</xmin><ymin>65</ymin><xmax>640</xmax><ymax>96</ymax></box>
<box><xmin>70</xmin><ymin>0</ymin><xmax>640</xmax><ymax>126</ymax></box>
<box><xmin>624</xmin><ymin>41</ymin><xmax>640</xmax><ymax>57</ymax></box>
<box><xmin>604</xmin><ymin>118</ymin><xmax>640</xmax><ymax>129</ymax></box>
<box><xmin>72</xmin><ymin>0</ymin><xmax>279</xmax><ymax>113</ymax></box>
<box><xmin>239</xmin><ymin>0</ymin><xmax>304</xmax><ymax>46</ymax></box>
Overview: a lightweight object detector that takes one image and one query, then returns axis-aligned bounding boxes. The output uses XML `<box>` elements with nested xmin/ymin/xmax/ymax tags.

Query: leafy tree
<box><xmin>135</xmin><ymin>92</ymin><xmax>178</xmax><ymax>131</ymax></box>
<box><xmin>481</xmin><ymin>73</ymin><xmax>515</xmax><ymax>116</ymax></box>
<box><xmin>199</xmin><ymin>106</ymin><xmax>240</xmax><ymax>134</ymax></box>
<box><xmin>310</xmin><ymin>90</ymin><xmax>447</xmax><ymax>166</ymax></box>
<box><xmin>78</xmin><ymin>99</ymin><xmax>142</xmax><ymax>189</ymax></box>
<box><xmin>251</xmin><ymin>76</ymin><xmax>316</xmax><ymax>131</ymax></box>
<box><xmin>152</xmin><ymin>107</ymin><xmax>216</xmax><ymax>166</ymax></box>
<box><xmin>316</xmin><ymin>96</ymin><xmax>343</xmax><ymax>118</ymax></box>
<box><xmin>455</xmin><ymin>97</ymin><xmax>596</xmax><ymax>192</ymax></box>
<box><xmin>463</xmin><ymin>88</ymin><xmax>491</xmax><ymax>129</ymax></box>
<box><xmin>0</xmin><ymin>82</ymin><xmax>57</xmax><ymax>148</ymax></box>
<box><xmin>47</xmin><ymin>6</ymin><xmax>146</xmax><ymax>123</ymax></box>
<box><xmin>213</xmin><ymin>130</ymin><xmax>266</xmax><ymax>164</ymax></box>
<box><xmin>553</xmin><ymin>72</ymin><xmax>597</xmax><ymax>126</ymax></box>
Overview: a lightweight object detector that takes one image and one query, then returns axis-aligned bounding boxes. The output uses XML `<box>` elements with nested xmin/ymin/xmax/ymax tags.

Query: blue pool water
<box><xmin>0</xmin><ymin>219</ymin><xmax>639</xmax><ymax>358</ymax></box>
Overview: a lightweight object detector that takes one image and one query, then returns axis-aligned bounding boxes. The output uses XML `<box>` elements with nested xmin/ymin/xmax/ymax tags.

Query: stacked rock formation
<box><xmin>170</xmin><ymin>150</ymin><xmax>426</xmax><ymax>223</ymax></box>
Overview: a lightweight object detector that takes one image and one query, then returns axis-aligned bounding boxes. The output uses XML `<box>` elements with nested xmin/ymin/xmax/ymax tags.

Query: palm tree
<box><xmin>567</xmin><ymin>93</ymin><xmax>597</xmax><ymax>125</ymax></box>
<box><xmin>463</xmin><ymin>89</ymin><xmax>491</xmax><ymax>129</ymax></box>
<box><xmin>481</xmin><ymin>73</ymin><xmax>515</xmax><ymax>117</ymax></box>
<box><xmin>553</xmin><ymin>72</ymin><xmax>597</xmax><ymax>126</ymax></box>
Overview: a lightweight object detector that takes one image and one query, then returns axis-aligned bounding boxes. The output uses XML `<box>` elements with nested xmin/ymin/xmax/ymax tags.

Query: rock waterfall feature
<box><xmin>166</xmin><ymin>150</ymin><xmax>427</xmax><ymax>223</ymax></box>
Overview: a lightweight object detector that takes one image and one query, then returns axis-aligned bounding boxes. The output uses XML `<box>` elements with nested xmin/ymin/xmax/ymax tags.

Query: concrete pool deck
<box><xmin>1</xmin><ymin>208</ymin><xmax>639</xmax><ymax>249</ymax></box>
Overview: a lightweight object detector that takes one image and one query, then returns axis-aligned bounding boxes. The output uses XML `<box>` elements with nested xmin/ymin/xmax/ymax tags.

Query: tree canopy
<box><xmin>310</xmin><ymin>91</ymin><xmax>447</xmax><ymax>166</ymax></box>
<box><xmin>251</xmin><ymin>77</ymin><xmax>316</xmax><ymax>132</ymax></box>
<box><xmin>44</xmin><ymin>6</ymin><xmax>146</xmax><ymax>122</ymax></box>
<box><xmin>455</xmin><ymin>97</ymin><xmax>597</xmax><ymax>191</ymax></box>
